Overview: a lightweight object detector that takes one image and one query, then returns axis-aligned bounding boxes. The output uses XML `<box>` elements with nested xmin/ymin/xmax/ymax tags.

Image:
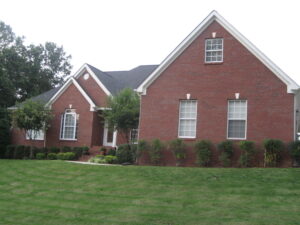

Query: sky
<box><xmin>0</xmin><ymin>0</ymin><xmax>299</xmax><ymax>84</ymax></box>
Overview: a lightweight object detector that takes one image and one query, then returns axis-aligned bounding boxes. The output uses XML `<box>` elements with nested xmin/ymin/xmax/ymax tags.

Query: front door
<box><xmin>103</xmin><ymin>120</ymin><xmax>117</xmax><ymax>147</ymax></box>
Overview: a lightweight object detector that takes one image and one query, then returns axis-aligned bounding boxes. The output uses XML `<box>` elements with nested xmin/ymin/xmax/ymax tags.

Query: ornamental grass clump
<box><xmin>194</xmin><ymin>140</ymin><xmax>212</xmax><ymax>166</ymax></box>
<box><xmin>169</xmin><ymin>139</ymin><xmax>186</xmax><ymax>166</ymax></box>
<box><xmin>218</xmin><ymin>140</ymin><xmax>234</xmax><ymax>167</ymax></box>
<box><xmin>263</xmin><ymin>139</ymin><xmax>284</xmax><ymax>167</ymax></box>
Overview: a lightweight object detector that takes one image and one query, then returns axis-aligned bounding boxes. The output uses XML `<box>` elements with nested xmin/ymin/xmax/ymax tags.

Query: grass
<box><xmin>0</xmin><ymin>160</ymin><xmax>300</xmax><ymax>225</ymax></box>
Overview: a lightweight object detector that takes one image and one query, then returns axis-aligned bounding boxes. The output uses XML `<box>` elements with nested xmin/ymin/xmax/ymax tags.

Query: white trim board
<box><xmin>136</xmin><ymin>10</ymin><xmax>300</xmax><ymax>94</ymax></box>
<box><xmin>46</xmin><ymin>78</ymin><xmax>96</xmax><ymax>111</ymax></box>
<box><xmin>73</xmin><ymin>63</ymin><xmax>112</xmax><ymax>96</ymax></box>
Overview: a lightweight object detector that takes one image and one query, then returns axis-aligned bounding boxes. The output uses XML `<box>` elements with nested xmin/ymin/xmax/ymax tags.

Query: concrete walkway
<box><xmin>67</xmin><ymin>161</ymin><xmax>121</xmax><ymax>166</ymax></box>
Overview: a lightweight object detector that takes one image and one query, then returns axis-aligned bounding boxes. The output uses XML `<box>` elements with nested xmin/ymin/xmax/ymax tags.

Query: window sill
<box><xmin>204</xmin><ymin>62</ymin><xmax>223</xmax><ymax>65</ymax></box>
<box><xmin>59</xmin><ymin>139</ymin><xmax>78</xmax><ymax>141</ymax></box>
<box><xmin>25</xmin><ymin>139</ymin><xmax>44</xmax><ymax>141</ymax></box>
<box><xmin>178</xmin><ymin>137</ymin><xmax>196</xmax><ymax>141</ymax></box>
<box><xmin>227</xmin><ymin>137</ymin><xmax>246</xmax><ymax>140</ymax></box>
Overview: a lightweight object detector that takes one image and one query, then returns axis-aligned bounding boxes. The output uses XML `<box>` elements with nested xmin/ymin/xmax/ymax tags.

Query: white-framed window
<box><xmin>25</xmin><ymin>129</ymin><xmax>44</xmax><ymax>140</ymax></box>
<box><xmin>130</xmin><ymin>129</ymin><xmax>138</xmax><ymax>144</ymax></box>
<box><xmin>60</xmin><ymin>109</ymin><xmax>78</xmax><ymax>140</ymax></box>
<box><xmin>178</xmin><ymin>100</ymin><xmax>197</xmax><ymax>138</ymax></box>
<box><xmin>205</xmin><ymin>38</ymin><xmax>223</xmax><ymax>63</ymax></box>
<box><xmin>227</xmin><ymin>100</ymin><xmax>247</xmax><ymax>139</ymax></box>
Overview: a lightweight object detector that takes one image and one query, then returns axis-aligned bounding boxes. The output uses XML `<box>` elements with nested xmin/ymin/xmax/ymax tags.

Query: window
<box><xmin>205</xmin><ymin>38</ymin><xmax>223</xmax><ymax>63</ymax></box>
<box><xmin>178</xmin><ymin>100</ymin><xmax>197</xmax><ymax>138</ymax></box>
<box><xmin>60</xmin><ymin>110</ymin><xmax>78</xmax><ymax>140</ymax></box>
<box><xmin>25</xmin><ymin>130</ymin><xmax>44</xmax><ymax>140</ymax></box>
<box><xmin>130</xmin><ymin>129</ymin><xmax>138</xmax><ymax>144</ymax></box>
<box><xmin>227</xmin><ymin>100</ymin><xmax>247</xmax><ymax>139</ymax></box>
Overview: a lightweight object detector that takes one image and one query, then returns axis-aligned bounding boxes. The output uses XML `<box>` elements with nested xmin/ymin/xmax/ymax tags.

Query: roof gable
<box><xmin>46</xmin><ymin>78</ymin><xmax>96</xmax><ymax>111</ymax></box>
<box><xmin>137</xmin><ymin>10</ymin><xmax>299</xmax><ymax>94</ymax></box>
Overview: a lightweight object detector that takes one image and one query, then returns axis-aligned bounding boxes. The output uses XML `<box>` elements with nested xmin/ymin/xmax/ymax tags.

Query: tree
<box><xmin>0</xmin><ymin>20</ymin><xmax>72</xmax><ymax>107</ymax></box>
<box><xmin>12</xmin><ymin>100</ymin><xmax>53</xmax><ymax>146</ymax></box>
<box><xmin>0</xmin><ymin>107</ymin><xmax>10</xmax><ymax>158</ymax></box>
<box><xmin>103</xmin><ymin>88</ymin><xmax>140</xmax><ymax>146</ymax></box>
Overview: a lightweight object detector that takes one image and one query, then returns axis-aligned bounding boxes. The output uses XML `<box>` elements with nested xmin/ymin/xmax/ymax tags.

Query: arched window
<box><xmin>60</xmin><ymin>109</ymin><xmax>78</xmax><ymax>140</ymax></box>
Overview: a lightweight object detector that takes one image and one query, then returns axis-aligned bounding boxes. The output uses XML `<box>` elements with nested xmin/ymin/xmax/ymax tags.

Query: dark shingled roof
<box><xmin>12</xmin><ymin>64</ymin><xmax>158</xmax><ymax>107</ymax></box>
<box><xmin>88</xmin><ymin>64</ymin><xmax>158</xmax><ymax>95</ymax></box>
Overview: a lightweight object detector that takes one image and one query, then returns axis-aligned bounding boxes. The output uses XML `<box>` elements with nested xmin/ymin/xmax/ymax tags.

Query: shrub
<box><xmin>149</xmin><ymin>139</ymin><xmax>163</xmax><ymax>165</ymax></box>
<box><xmin>239</xmin><ymin>141</ymin><xmax>255</xmax><ymax>167</ymax></box>
<box><xmin>100</xmin><ymin>147</ymin><xmax>107</xmax><ymax>155</ymax></box>
<box><xmin>57</xmin><ymin>153</ymin><xmax>65</xmax><ymax>160</ymax></box>
<box><xmin>116</xmin><ymin>144</ymin><xmax>135</xmax><ymax>164</ymax></box>
<box><xmin>89</xmin><ymin>155</ymin><xmax>106</xmax><ymax>164</ymax></box>
<box><xmin>135</xmin><ymin>139</ymin><xmax>149</xmax><ymax>163</ymax></box>
<box><xmin>62</xmin><ymin>146</ymin><xmax>72</xmax><ymax>153</ymax></box>
<box><xmin>5</xmin><ymin>145</ymin><xmax>16</xmax><ymax>159</ymax></box>
<box><xmin>194</xmin><ymin>140</ymin><xmax>212</xmax><ymax>166</ymax></box>
<box><xmin>169</xmin><ymin>139</ymin><xmax>186</xmax><ymax>166</ymax></box>
<box><xmin>30</xmin><ymin>146</ymin><xmax>39</xmax><ymax>159</ymax></box>
<box><xmin>47</xmin><ymin>153</ymin><xmax>57</xmax><ymax>160</ymax></box>
<box><xmin>289</xmin><ymin>140</ymin><xmax>300</xmax><ymax>166</ymax></box>
<box><xmin>49</xmin><ymin>147</ymin><xmax>60</xmax><ymax>153</ymax></box>
<box><xmin>107</xmin><ymin>148</ymin><xmax>116</xmax><ymax>156</ymax></box>
<box><xmin>105</xmin><ymin>155</ymin><xmax>118</xmax><ymax>164</ymax></box>
<box><xmin>73</xmin><ymin>147</ymin><xmax>83</xmax><ymax>159</ymax></box>
<box><xmin>15</xmin><ymin>145</ymin><xmax>26</xmax><ymax>159</ymax></box>
<box><xmin>36</xmin><ymin>153</ymin><xmax>46</xmax><ymax>160</ymax></box>
<box><xmin>82</xmin><ymin>146</ymin><xmax>89</xmax><ymax>155</ymax></box>
<box><xmin>23</xmin><ymin>146</ymin><xmax>31</xmax><ymax>158</ymax></box>
<box><xmin>64</xmin><ymin>152</ymin><xmax>76</xmax><ymax>160</ymax></box>
<box><xmin>263</xmin><ymin>139</ymin><xmax>284</xmax><ymax>167</ymax></box>
<box><xmin>218</xmin><ymin>140</ymin><xmax>234</xmax><ymax>167</ymax></box>
<box><xmin>57</xmin><ymin>152</ymin><xmax>76</xmax><ymax>160</ymax></box>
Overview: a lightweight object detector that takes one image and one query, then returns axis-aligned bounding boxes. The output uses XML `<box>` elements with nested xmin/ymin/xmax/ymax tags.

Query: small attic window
<box><xmin>205</xmin><ymin>38</ymin><xmax>223</xmax><ymax>63</ymax></box>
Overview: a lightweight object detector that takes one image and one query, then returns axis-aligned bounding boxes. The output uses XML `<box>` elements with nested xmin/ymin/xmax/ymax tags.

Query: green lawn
<box><xmin>0</xmin><ymin>161</ymin><xmax>300</xmax><ymax>225</ymax></box>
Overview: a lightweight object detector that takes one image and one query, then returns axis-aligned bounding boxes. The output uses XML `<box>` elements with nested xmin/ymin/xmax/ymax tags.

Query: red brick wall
<box><xmin>139</xmin><ymin>21</ymin><xmax>295</xmax><ymax>166</ymax></box>
<box><xmin>46</xmin><ymin>83</ymin><xmax>94</xmax><ymax>148</ymax></box>
<box><xmin>10</xmin><ymin>128</ymin><xmax>44</xmax><ymax>148</ymax></box>
<box><xmin>77</xmin><ymin>70</ymin><xmax>108</xmax><ymax>107</ymax></box>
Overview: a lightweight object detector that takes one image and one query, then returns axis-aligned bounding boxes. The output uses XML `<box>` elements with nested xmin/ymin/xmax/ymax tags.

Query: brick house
<box><xmin>10</xmin><ymin>11</ymin><xmax>300</xmax><ymax>164</ymax></box>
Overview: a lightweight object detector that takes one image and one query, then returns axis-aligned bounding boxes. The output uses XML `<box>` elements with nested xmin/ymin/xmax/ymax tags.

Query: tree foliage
<box><xmin>0</xmin><ymin>107</ymin><xmax>10</xmax><ymax>158</ymax></box>
<box><xmin>12</xmin><ymin>100</ymin><xmax>53</xmax><ymax>140</ymax></box>
<box><xmin>103</xmin><ymin>88</ymin><xmax>140</xmax><ymax>145</ymax></box>
<box><xmin>0</xmin><ymin>20</ymin><xmax>72</xmax><ymax>108</ymax></box>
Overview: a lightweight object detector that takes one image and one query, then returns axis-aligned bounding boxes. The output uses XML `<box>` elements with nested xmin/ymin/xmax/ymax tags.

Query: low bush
<box><xmin>107</xmin><ymin>148</ymin><xmax>116</xmax><ymax>156</ymax></box>
<box><xmin>15</xmin><ymin>145</ymin><xmax>26</xmax><ymax>159</ymax></box>
<box><xmin>36</xmin><ymin>153</ymin><xmax>46</xmax><ymax>160</ymax></box>
<box><xmin>239</xmin><ymin>141</ymin><xmax>255</xmax><ymax>167</ymax></box>
<box><xmin>135</xmin><ymin>140</ymin><xmax>149</xmax><ymax>164</ymax></box>
<box><xmin>100</xmin><ymin>147</ymin><xmax>107</xmax><ymax>155</ymax></box>
<box><xmin>218</xmin><ymin>140</ymin><xmax>234</xmax><ymax>167</ymax></box>
<box><xmin>82</xmin><ymin>146</ymin><xmax>89</xmax><ymax>155</ymax></box>
<box><xmin>73</xmin><ymin>147</ymin><xmax>83</xmax><ymax>159</ymax></box>
<box><xmin>5</xmin><ymin>145</ymin><xmax>16</xmax><ymax>159</ymax></box>
<box><xmin>23</xmin><ymin>146</ymin><xmax>31</xmax><ymax>159</ymax></box>
<box><xmin>263</xmin><ymin>139</ymin><xmax>284</xmax><ymax>167</ymax></box>
<box><xmin>89</xmin><ymin>155</ymin><xmax>106</xmax><ymax>164</ymax></box>
<box><xmin>49</xmin><ymin>147</ymin><xmax>60</xmax><ymax>153</ymax></box>
<box><xmin>169</xmin><ymin>139</ymin><xmax>186</xmax><ymax>166</ymax></box>
<box><xmin>62</xmin><ymin>146</ymin><xmax>72</xmax><ymax>153</ymax></box>
<box><xmin>194</xmin><ymin>140</ymin><xmax>212</xmax><ymax>166</ymax></box>
<box><xmin>47</xmin><ymin>153</ymin><xmax>57</xmax><ymax>160</ymax></box>
<box><xmin>289</xmin><ymin>140</ymin><xmax>300</xmax><ymax>166</ymax></box>
<box><xmin>116</xmin><ymin>144</ymin><xmax>135</xmax><ymax>164</ymax></box>
<box><xmin>57</xmin><ymin>152</ymin><xmax>76</xmax><ymax>160</ymax></box>
<box><xmin>149</xmin><ymin>139</ymin><xmax>163</xmax><ymax>165</ymax></box>
<box><xmin>105</xmin><ymin>155</ymin><xmax>118</xmax><ymax>164</ymax></box>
